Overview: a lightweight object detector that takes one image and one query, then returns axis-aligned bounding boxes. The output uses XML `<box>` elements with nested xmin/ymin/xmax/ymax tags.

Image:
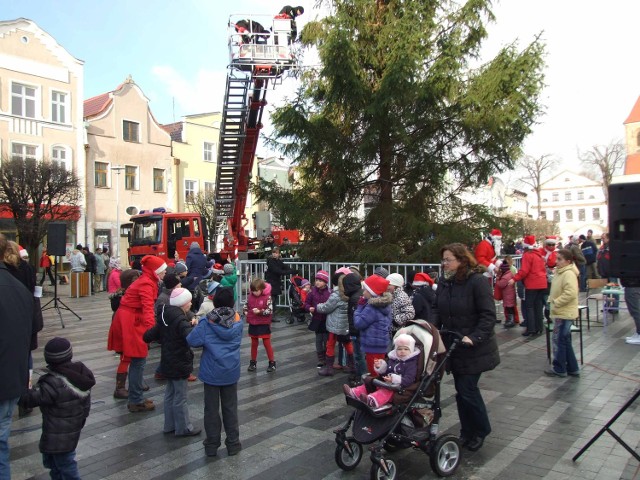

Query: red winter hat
<box><xmin>363</xmin><ymin>275</ymin><xmax>390</xmax><ymax>296</ymax></box>
<box><xmin>490</xmin><ymin>229</ymin><xmax>502</xmax><ymax>238</ymax></box>
<box><xmin>544</xmin><ymin>235</ymin><xmax>558</xmax><ymax>244</ymax></box>
<box><xmin>141</xmin><ymin>255</ymin><xmax>167</xmax><ymax>275</ymax></box>
<box><xmin>523</xmin><ymin>235</ymin><xmax>536</xmax><ymax>249</ymax></box>
<box><xmin>412</xmin><ymin>272</ymin><xmax>434</xmax><ymax>287</ymax></box>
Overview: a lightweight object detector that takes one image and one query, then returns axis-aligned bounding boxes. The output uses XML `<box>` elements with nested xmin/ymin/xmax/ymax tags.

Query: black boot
<box><xmin>504</xmin><ymin>313</ymin><xmax>515</xmax><ymax>328</ymax></box>
<box><xmin>267</xmin><ymin>361</ymin><xmax>277</xmax><ymax>373</ymax></box>
<box><xmin>247</xmin><ymin>360</ymin><xmax>257</xmax><ymax>372</ymax></box>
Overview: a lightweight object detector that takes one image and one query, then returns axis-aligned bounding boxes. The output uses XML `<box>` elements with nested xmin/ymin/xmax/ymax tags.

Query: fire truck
<box><xmin>127</xmin><ymin>208</ymin><xmax>207</xmax><ymax>264</ymax></box>
<box><xmin>214</xmin><ymin>13</ymin><xmax>300</xmax><ymax>259</ymax></box>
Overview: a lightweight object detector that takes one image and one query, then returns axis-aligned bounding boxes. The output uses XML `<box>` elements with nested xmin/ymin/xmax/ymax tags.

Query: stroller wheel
<box><xmin>370</xmin><ymin>458</ymin><xmax>397</xmax><ymax>480</ymax></box>
<box><xmin>429</xmin><ymin>434</ymin><xmax>461</xmax><ymax>477</ymax></box>
<box><xmin>335</xmin><ymin>437</ymin><xmax>363</xmax><ymax>471</ymax></box>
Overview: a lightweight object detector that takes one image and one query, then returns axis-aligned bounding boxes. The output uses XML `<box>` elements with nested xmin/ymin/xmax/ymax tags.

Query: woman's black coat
<box><xmin>264</xmin><ymin>255</ymin><xmax>296</xmax><ymax>296</ymax></box>
<box><xmin>435</xmin><ymin>268</ymin><xmax>500</xmax><ymax>375</ymax></box>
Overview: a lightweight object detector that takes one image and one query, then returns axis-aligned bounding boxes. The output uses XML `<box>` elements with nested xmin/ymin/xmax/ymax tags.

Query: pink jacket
<box><xmin>495</xmin><ymin>270</ymin><xmax>516</xmax><ymax>307</ymax></box>
<box><xmin>244</xmin><ymin>283</ymin><xmax>273</xmax><ymax>326</ymax></box>
<box><xmin>107</xmin><ymin>269</ymin><xmax>122</xmax><ymax>293</ymax></box>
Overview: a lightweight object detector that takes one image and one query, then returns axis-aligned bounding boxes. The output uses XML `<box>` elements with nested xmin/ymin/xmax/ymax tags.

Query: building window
<box><xmin>11</xmin><ymin>83</ymin><xmax>36</xmax><ymax>118</ymax></box>
<box><xmin>153</xmin><ymin>168</ymin><xmax>165</xmax><ymax>192</ymax></box>
<box><xmin>565</xmin><ymin>191</ymin><xmax>571</xmax><ymax>201</ymax></box>
<box><xmin>593</xmin><ymin>208</ymin><xmax>600</xmax><ymax>220</ymax></box>
<box><xmin>578</xmin><ymin>208</ymin><xmax>585</xmax><ymax>221</ymax></box>
<box><xmin>204</xmin><ymin>182</ymin><xmax>215</xmax><ymax>196</ymax></box>
<box><xmin>95</xmin><ymin>162</ymin><xmax>108</xmax><ymax>187</ymax></box>
<box><xmin>577</xmin><ymin>190</ymin><xmax>584</xmax><ymax>200</ymax></box>
<box><xmin>51</xmin><ymin>91</ymin><xmax>67</xmax><ymax>123</ymax></box>
<box><xmin>123</xmin><ymin>120</ymin><xmax>140</xmax><ymax>142</ymax></box>
<box><xmin>540</xmin><ymin>211</ymin><xmax>547</xmax><ymax>220</ymax></box>
<box><xmin>51</xmin><ymin>146</ymin><xmax>67</xmax><ymax>170</ymax></box>
<box><xmin>553</xmin><ymin>210</ymin><xmax>560</xmax><ymax>222</ymax></box>
<box><xmin>552</xmin><ymin>192</ymin><xmax>559</xmax><ymax>202</ymax></box>
<box><xmin>125</xmin><ymin>166</ymin><xmax>138</xmax><ymax>190</ymax></box>
<box><xmin>12</xmin><ymin>143</ymin><xmax>37</xmax><ymax>161</ymax></box>
<box><xmin>637</xmin><ymin>131</ymin><xmax>640</xmax><ymax>147</ymax></box>
<box><xmin>204</xmin><ymin>142</ymin><xmax>216</xmax><ymax>162</ymax></box>
<box><xmin>185</xmin><ymin>180</ymin><xmax>197</xmax><ymax>202</ymax></box>
<box><xmin>565</xmin><ymin>209</ymin><xmax>573</xmax><ymax>221</ymax></box>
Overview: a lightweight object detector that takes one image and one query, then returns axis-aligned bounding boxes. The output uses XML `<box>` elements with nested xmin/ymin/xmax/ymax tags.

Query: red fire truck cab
<box><xmin>127</xmin><ymin>208</ymin><xmax>207</xmax><ymax>264</ymax></box>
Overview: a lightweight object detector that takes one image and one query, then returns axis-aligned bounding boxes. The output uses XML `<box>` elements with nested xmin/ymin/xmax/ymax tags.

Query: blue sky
<box><xmin>3</xmin><ymin>0</ymin><xmax>640</xmax><ymax>163</ymax></box>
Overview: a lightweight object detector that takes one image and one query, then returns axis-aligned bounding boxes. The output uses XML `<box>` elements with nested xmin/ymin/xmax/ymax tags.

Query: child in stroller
<box><xmin>334</xmin><ymin>319</ymin><xmax>463</xmax><ymax>479</ymax></box>
<box><xmin>343</xmin><ymin>333</ymin><xmax>420</xmax><ymax>409</ymax></box>
<box><xmin>285</xmin><ymin>275</ymin><xmax>308</xmax><ymax>325</ymax></box>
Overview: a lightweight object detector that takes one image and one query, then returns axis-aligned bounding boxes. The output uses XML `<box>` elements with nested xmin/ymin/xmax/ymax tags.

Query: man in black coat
<box><xmin>0</xmin><ymin>233</ymin><xmax>34</xmax><ymax>478</ymax></box>
<box><xmin>82</xmin><ymin>247</ymin><xmax>97</xmax><ymax>293</ymax></box>
<box><xmin>264</xmin><ymin>247</ymin><xmax>297</xmax><ymax>321</ymax></box>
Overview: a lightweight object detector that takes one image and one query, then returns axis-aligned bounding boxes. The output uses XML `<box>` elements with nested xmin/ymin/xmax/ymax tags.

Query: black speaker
<box><xmin>47</xmin><ymin>223</ymin><xmax>67</xmax><ymax>256</ymax></box>
<box><xmin>609</xmin><ymin>182</ymin><xmax>640</xmax><ymax>278</ymax></box>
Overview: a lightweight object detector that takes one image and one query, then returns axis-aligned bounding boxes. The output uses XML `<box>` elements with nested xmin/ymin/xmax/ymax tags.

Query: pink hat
<box><xmin>394</xmin><ymin>333</ymin><xmax>416</xmax><ymax>354</ymax></box>
<box><xmin>315</xmin><ymin>270</ymin><xmax>329</xmax><ymax>283</ymax></box>
<box><xmin>363</xmin><ymin>275</ymin><xmax>389</xmax><ymax>297</ymax></box>
<box><xmin>335</xmin><ymin>267</ymin><xmax>352</xmax><ymax>276</ymax></box>
<box><xmin>170</xmin><ymin>287</ymin><xmax>192</xmax><ymax>306</ymax></box>
<box><xmin>141</xmin><ymin>255</ymin><xmax>167</xmax><ymax>275</ymax></box>
<box><xmin>523</xmin><ymin>235</ymin><xmax>536</xmax><ymax>249</ymax></box>
<box><xmin>300</xmin><ymin>279</ymin><xmax>310</xmax><ymax>287</ymax></box>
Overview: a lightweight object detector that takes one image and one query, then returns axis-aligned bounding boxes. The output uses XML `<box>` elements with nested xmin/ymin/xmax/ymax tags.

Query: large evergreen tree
<box><xmin>256</xmin><ymin>0</ymin><xmax>545</xmax><ymax>261</ymax></box>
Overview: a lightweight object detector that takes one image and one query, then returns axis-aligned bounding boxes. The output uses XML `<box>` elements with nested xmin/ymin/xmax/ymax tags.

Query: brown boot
<box><xmin>128</xmin><ymin>401</ymin><xmax>155</xmax><ymax>413</ymax></box>
<box><xmin>113</xmin><ymin>373</ymin><xmax>128</xmax><ymax>399</ymax></box>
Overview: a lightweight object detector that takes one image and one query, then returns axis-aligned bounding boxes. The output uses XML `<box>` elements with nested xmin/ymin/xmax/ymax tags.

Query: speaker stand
<box><xmin>573</xmin><ymin>387</ymin><xmax>640</xmax><ymax>462</ymax></box>
<box><xmin>41</xmin><ymin>257</ymin><xmax>82</xmax><ymax>328</ymax></box>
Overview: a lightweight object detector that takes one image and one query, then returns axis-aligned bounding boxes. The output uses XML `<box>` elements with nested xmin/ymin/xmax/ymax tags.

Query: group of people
<box><xmin>68</xmin><ymin>244</ymin><xmax>111</xmax><ymax>293</ymax></box>
<box><xmin>234</xmin><ymin>5</ymin><xmax>304</xmax><ymax>45</ymax></box>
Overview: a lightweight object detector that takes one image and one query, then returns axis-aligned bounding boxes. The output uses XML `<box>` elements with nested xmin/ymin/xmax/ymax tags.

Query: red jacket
<box><xmin>244</xmin><ymin>283</ymin><xmax>273</xmax><ymax>326</ymax></box>
<box><xmin>107</xmin><ymin>266</ymin><xmax>159</xmax><ymax>357</ymax></box>
<box><xmin>495</xmin><ymin>270</ymin><xmax>516</xmax><ymax>307</ymax></box>
<box><xmin>474</xmin><ymin>239</ymin><xmax>497</xmax><ymax>270</ymax></box>
<box><xmin>539</xmin><ymin>246</ymin><xmax>557</xmax><ymax>269</ymax></box>
<box><xmin>513</xmin><ymin>249</ymin><xmax>547</xmax><ymax>290</ymax></box>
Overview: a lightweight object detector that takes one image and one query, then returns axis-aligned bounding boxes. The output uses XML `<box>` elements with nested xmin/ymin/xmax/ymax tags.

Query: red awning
<box><xmin>0</xmin><ymin>204</ymin><xmax>81</xmax><ymax>221</ymax></box>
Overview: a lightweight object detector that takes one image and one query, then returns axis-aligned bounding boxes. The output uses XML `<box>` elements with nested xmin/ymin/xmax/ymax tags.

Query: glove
<box><xmin>358</xmin><ymin>296</ymin><xmax>367</xmax><ymax>306</ymax></box>
<box><xmin>487</xmin><ymin>263</ymin><xmax>496</xmax><ymax>274</ymax></box>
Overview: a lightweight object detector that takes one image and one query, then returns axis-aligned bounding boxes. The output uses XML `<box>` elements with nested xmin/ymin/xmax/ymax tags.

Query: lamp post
<box><xmin>112</xmin><ymin>166</ymin><xmax>125</xmax><ymax>260</ymax></box>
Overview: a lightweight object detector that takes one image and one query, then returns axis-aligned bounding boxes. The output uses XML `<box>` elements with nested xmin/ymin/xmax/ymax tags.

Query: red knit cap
<box><xmin>363</xmin><ymin>275</ymin><xmax>390</xmax><ymax>296</ymax></box>
<box><xmin>141</xmin><ymin>255</ymin><xmax>167</xmax><ymax>275</ymax></box>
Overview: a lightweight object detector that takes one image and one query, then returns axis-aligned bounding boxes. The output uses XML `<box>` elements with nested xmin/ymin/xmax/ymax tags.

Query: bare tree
<box><xmin>516</xmin><ymin>154</ymin><xmax>557</xmax><ymax>218</ymax></box>
<box><xmin>578</xmin><ymin>140</ymin><xmax>625</xmax><ymax>203</ymax></box>
<box><xmin>185</xmin><ymin>191</ymin><xmax>216</xmax><ymax>249</ymax></box>
<box><xmin>0</xmin><ymin>156</ymin><xmax>82</xmax><ymax>263</ymax></box>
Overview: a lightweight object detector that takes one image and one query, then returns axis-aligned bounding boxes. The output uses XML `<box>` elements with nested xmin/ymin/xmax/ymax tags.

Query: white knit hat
<box><xmin>170</xmin><ymin>287</ymin><xmax>192</xmax><ymax>306</ymax></box>
<box><xmin>387</xmin><ymin>273</ymin><xmax>404</xmax><ymax>288</ymax></box>
<box><xmin>394</xmin><ymin>333</ymin><xmax>416</xmax><ymax>354</ymax></box>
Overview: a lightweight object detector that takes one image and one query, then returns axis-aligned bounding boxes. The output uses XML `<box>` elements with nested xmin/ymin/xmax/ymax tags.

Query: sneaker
<box><xmin>544</xmin><ymin>368</ymin><xmax>567</xmax><ymax>378</ymax></box>
<box><xmin>247</xmin><ymin>360</ymin><xmax>257</xmax><ymax>372</ymax></box>
<box><xmin>267</xmin><ymin>361</ymin><xmax>277</xmax><ymax>373</ymax></box>
<box><xmin>187</xmin><ymin>374</ymin><xmax>197</xmax><ymax>382</ymax></box>
<box><xmin>626</xmin><ymin>335</ymin><xmax>640</xmax><ymax>345</ymax></box>
<box><xmin>625</xmin><ymin>333</ymin><xmax>640</xmax><ymax>342</ymax></box>
<box><xmin>568</xmin><ymin>370</ymin><xmax>580</xmax><ymax>377</ymax></box>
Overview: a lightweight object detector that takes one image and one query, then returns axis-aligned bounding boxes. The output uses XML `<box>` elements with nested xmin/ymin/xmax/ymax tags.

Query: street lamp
<box><xmin>112</xmin><ymin>166</ymin><xmax>125</xmax><ymax>260</ymax></box>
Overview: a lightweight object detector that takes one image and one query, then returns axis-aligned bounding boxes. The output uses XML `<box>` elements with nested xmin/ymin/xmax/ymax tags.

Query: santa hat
<box><xmin>19</xmin><ymin>246</ymin><xmax>28</xmax><ymax>259</ymax></box>
<box><xmin>170</xmin><ymin>287</ymin><xmax>192</xmax><ymax>306</ymax></box>
<box><xmin>315</xmin><ymin>270</ymin><xmax>329</xmax><ymax>283</ymax></box>
<box><xmin>544</xmin><ymin>235</ymin><xmax>558</xmax><ymax>245</ymax></box>
<box><xmin>523</xmin><ymin>235</ymin><xmax>536</xmax><ymax>249</ymax></box>
<box><xmin>212</xmin><ymin>263</ymin><xmax>225</xmax><ymax>275</ymax></box>
<box><xmin>490</xmin><ymin>229</ymin><xmax>502</xmax><ymax>239</ymax></box>
<box><xmin>387</xmin><ymin>273</ymin><xmax>404</xmax><ymax>288</ymax></box>
<box><xmin>394</xmin><ymin>333</ymin><xmax>416</xmax><ymax>354</ymax></box>
<box><xmin>412</xmin><ymin>272</ymin><xmax>434</xmax><ymax>287</ymax></box>
<box><xmin>363</xmin><ymin>275</ymin><xmax>390</xmax><ymax>297</ymax></box>
<box><xmin>141</xmin><ymin>255</ymin><xmax>167</xmax><ymax>275</ymax></box>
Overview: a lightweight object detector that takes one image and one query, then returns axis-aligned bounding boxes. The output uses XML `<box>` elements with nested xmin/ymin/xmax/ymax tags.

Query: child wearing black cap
<box><xmin>19</xmin><ymin>337</ymin><xmax>95</xmax><ymax>479</ymax></box>
<box><xmin>187</xmin><ymin>287</ymin><xmax>244</xmax><ymax>457</ymax></box>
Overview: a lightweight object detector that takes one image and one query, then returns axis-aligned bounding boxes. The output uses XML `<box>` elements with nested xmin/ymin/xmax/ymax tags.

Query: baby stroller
<box><xmin>333</xmin><ymin>319</ymin><xmax>463</xmax><ymax>479</ymax></box>
<box><xmin>285</xmin><ymin>275</ymin><xmax>307</xmax><ymax>325</ymax></box>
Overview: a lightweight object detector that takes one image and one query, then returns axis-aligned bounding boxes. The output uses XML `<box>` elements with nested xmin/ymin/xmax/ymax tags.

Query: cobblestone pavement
<box><xmin>9</xmin><ymin>285</ymin><xmax>640</xmax><ymax>479</ymax></box>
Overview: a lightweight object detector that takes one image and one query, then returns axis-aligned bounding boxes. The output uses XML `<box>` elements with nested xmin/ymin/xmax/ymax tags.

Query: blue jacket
<box><xmin>186</xmin><ymin>308</ymin><xmax>243</xmax><ymax>386</ymax></box>
<box><xmin>186</xmin><ymin>246</ymin><xmax>208</xmax><ymax>278</ymax></box>
<box><xmin>354</xmin><ymin>300</ymin><xmax>392</xmax><ymax>354</ymax></box>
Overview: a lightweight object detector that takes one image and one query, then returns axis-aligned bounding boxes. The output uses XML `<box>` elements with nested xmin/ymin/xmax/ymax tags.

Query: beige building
<box><xmin>529</xmin><ymin>169</ymin><xmax>607</xmax><ymax>240</ymax></box>
<box><xmin>84</xmin><ymin>76</ymin><xmax>173</xmax><ymax>263</ymax></box>
<box><xmin>0</xmin><ymin>18</ymin><xmax>85</xmax><ymax>245</ymax></box>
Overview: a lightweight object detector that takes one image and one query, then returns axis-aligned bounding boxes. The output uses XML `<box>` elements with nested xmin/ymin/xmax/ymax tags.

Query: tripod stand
<box><xmin>41</xmin><ymin>256</ymin><xmax>82</xmax><ymax>328</ymax></box>
<box><xmin>573</xmin><ymin>387</ymin><xmax>640</xmax><ymax>462</ymax></box>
